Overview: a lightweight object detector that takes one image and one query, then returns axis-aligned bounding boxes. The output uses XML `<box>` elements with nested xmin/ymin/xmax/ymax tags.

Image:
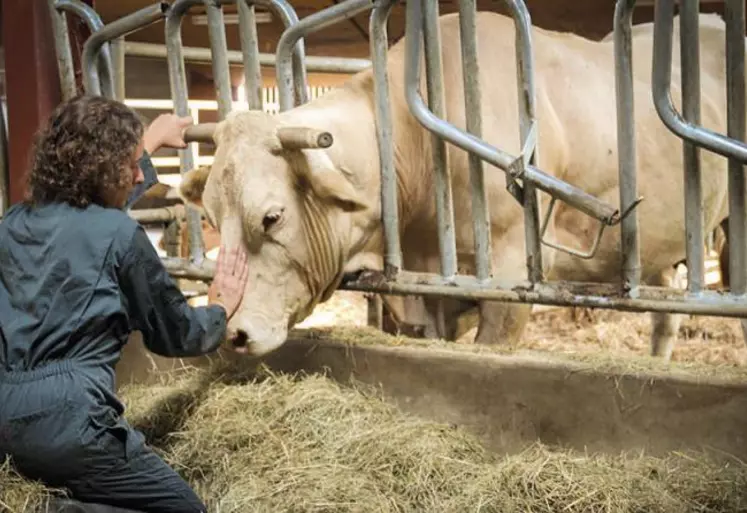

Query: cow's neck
<box><xmin>282</xmin><ymin>78</ymin><xmax>396</xmax><ymax>277</ymax></box>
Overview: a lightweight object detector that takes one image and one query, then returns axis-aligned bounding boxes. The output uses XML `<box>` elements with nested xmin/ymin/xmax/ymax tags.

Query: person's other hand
<box><xmin>143</xmin><ymin>113</ymin><xmax>194</xmax><ymax>154</ymax></box>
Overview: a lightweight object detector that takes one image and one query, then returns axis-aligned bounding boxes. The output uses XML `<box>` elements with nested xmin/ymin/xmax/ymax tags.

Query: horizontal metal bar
<box><xmin>403</xmin><ymin>0</ymin><xmax>620</xmax><ymax>225</ymax></box>
<box><xmin>276</xmin><ymin>0</ymin><xmax>374</xmax><ymax>111</ymax></box>
<box><xmin>162</xmin><ymin>257</ymin><xmax>215</xmax><ymax>280</ymax></box>
<box><xmin>341</xmin><ymin>270</ymin><xmax>747</xmax><ymax>319</ymax></box>
<box><xmin>124</xmin><ymin>41</ymin><xmax>371</xmax><ymax>73</ymax></box>
<box><xmin>652</xmin><ymin>0</ymin><xmax>747</xmax><ymax>163</ymax></box>
<box><xmin>82</xmin><ymin>2</ymin><xmax>170</xmax><ymax>96</ymax></box>
<box><xmin>129</xmin><ymin>205</ymin><xmax>186</xmax><ymax>224</ymax></box>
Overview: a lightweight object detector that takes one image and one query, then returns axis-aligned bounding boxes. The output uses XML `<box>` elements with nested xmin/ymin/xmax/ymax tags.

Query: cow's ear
<box><xmin>309</xmin><ymin>168</ymin><xmax>368</xmax><ymax>213</ymax></box>
<box><xmin>297</xmin><ymin>152</ymin><xmax>368</xmax><ymax>213</ymax></box>
<box><xmin>179</xmin><ymin>166</ymin><xmax>211</xmax><ymax>208</ymax></box>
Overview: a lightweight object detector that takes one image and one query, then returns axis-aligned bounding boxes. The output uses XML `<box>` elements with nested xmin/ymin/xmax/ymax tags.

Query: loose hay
<box><xmin>2</xmin><ymin>360</ymin><xmax>747</xmax><ymax>513</ymax></box>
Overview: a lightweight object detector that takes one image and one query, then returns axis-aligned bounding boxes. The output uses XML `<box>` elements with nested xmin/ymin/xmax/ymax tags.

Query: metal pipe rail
<box><xmin>501</xmin><ymin>0</ymin><xmax>543</xmax><ymax>283</ymax></box>
<box><xmin>652</xmin><ymin>0</ymin><xmax>747</xmax><ymax>164</ymax></box>
<box><xmin>725</xmin><ymin>0</ymin><xmax>747</xmax><ymax>302</ymax></box>
<box><xmin>613</xmin><ymin>0</ymin><xmax>642</xmax><ymax>295</ymax></box>
<box><xmin>48</xmin><ymin>0</ymin><xmax>115</xmax><ymax>100</ymax></box>
<box><xmin>276</xmin><ymin>0</ymin><xmax>375</xmax><ymax>112</ymax></box>
<box><xmin>82</xmin><ymin>2</ymin><xmax>170</xmax><ymax>97</ymax></box>
<box><xmin>124</xmin><ymin>41</ymin><xmax>372</xmax><ymax>73</ymax></box>
<box><xmin>369</xmin><ymin>0</ymin><xmax>402</xmax><ymax>276</ymax></box>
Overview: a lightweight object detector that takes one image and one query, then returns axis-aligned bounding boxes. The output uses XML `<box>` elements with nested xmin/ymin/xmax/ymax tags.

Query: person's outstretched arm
<box><xmin>118</xmin><ymin>224</ymin><xmax>227</xmax><ymax>358</ymax></box>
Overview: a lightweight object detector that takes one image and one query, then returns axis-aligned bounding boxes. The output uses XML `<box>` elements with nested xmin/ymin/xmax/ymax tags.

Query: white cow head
<box><xmin>180</xmin><ymin>110</ymin><xmax>370</xmax><ymax>356</ymax></box>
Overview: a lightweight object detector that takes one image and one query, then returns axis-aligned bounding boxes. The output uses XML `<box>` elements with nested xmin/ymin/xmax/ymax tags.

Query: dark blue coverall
<box><xmin>0</xmin><ymin>153</ymin><xmax>226</xmax><ymax>513</ymax></box>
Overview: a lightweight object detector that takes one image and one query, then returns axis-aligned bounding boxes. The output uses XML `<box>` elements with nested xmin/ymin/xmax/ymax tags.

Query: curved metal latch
<box><xmin>506</xmin><ymin>121</ymin><xmax>539</xmax><ymax>203</ymax></box>
<box><xmin>539</xmin><ymin>195</ymin><xmax>644</xmax><ymax>260</ymax></box>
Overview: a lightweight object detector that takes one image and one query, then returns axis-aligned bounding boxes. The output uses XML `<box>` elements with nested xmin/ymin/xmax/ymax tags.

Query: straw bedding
<box><xmin>3</xmin><ymin>359</ymin><xmax>747</xmax><ymax>513</ymax></box>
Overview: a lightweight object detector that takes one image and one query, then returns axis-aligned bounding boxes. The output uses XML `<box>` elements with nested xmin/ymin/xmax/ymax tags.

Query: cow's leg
<box><xmin>473</xmin><ymin>227</ymin><xmax>539</xmax><ymax>346</ymax></box>
<box><xmin>648</xmin><ymin>266</ymin><xmax>685</xmax><ymax>360</ymax></box>
<box><xmin>474</xmin><ymin>300</ymin><xmax>533</xmax><ymax>346</ymax></box>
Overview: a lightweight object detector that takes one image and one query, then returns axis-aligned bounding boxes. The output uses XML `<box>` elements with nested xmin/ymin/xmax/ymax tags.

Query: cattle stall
<box><xmin>3</xmin><ymin>0</ymin><xmax>747</xmax><ymax>509</ymax></box>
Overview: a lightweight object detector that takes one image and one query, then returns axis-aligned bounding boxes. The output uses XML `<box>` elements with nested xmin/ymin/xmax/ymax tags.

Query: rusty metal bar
<box><xmin>404</xmin><ymin>0</ymin><xmax>621</xmax><ymax>227</ymax></box>
<box><xmin>652</xmin><ymin>0</ymin><xmax>747</xmax><ymax>163</ymax></box>
<box><xmin>82</xmin><ymin>2</ymin><xmax>169</xmax><ymax>97</ymax></box>
<box><xmin>504</xmin><ymin>0</ymin><xmax>542</xmax><ymax>284</ymax></box>
<box><xmin>613</xmin><ymin>0</ymin><xmax>642</xmax><ymax>295</ymax></box>
<box><xmin>422</xmin><ymin>0</ymin><xmax>458</xmax><ymax>280</ymax></box>
<box><xmin>340</xmin><ymin>270</ymin><xmax>747</xmax><ymax>319</ymax></box>
<box><xmin>369</xmin><ymin>0</ymin><xmax>402</xmax><ymax>276</ymax></box>
<box><xmin>276</xmin><ymin>0</ymin><xmax>374</xmax><ymax>112</ymax></box>
<box><xmin>459</xmin><ymin>0</ymin><xmax>491</xmax><ymax>281</ymax></box>
<box><xmin>159</xmin><ymin>254</ymin><xmax>747</xmax><ymax>318</ymax></box>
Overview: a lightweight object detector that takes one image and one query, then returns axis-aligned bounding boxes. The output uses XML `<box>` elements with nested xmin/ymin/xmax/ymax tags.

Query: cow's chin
<box><xmin>224</xmin><ymin>321</ymin><xmax>289</xmax><ymax>358</ymax></box>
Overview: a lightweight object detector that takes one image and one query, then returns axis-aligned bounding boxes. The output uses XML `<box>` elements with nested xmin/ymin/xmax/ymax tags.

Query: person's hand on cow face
<box><xmin>143</xmin><ymin>113</ymin><xmax>194</xmax><ymax>154</ymax></box>
<box><xmin>208</xmin><ymin>244</ymin><xmax>250</xmax><ymax>321</ymax></box>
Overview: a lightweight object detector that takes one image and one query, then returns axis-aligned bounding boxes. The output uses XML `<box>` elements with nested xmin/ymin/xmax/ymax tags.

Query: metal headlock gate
<box><xmin>47</xmin><ymin>0</ymin><xmax>747</xmax><ymax>321</ymax></box>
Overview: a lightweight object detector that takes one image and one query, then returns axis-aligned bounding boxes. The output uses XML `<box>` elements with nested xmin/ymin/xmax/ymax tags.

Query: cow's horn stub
<box><xmin>184</xmin><ymin>123</ymin><xmax>217</xmax><ymax>144</ymax></box>
<box><xmin>277</xmin><ymin>126</ymin><xmax>333</xmax><ymax>150</ymax></box>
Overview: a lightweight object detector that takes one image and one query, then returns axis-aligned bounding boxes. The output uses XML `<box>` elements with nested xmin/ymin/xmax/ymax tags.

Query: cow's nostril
<box><xmin>231</xmin><ymin>329</ymin><xmax>249</xmax><ymax>348</ymax></box>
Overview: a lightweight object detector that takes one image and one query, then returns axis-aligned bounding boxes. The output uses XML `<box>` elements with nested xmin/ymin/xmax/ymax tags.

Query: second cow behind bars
<box><xmin>177</xmin><ymin>11</ymin><xmax>734</xmax><ymax>361</ymax></box>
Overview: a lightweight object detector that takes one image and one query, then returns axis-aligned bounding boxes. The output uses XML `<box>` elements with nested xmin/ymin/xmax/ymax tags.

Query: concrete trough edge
<box><xmin>260</xmin><ymin>336</ymin><xmax>747</xmax><ymax>461</ymax></box>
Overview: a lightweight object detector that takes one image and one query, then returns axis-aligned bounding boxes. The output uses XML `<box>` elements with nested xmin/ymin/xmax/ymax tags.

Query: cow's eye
<box><xmin>262</xmin><ymin>208</ymin><xmax>284</xmax><ymax>232</ymax></box>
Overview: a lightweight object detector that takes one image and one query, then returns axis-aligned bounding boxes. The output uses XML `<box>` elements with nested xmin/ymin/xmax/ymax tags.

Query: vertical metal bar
<box><xmin>239</xmin><ymin>0</ymin><xmax>263</xmax><ymax>109</ymax></box>
<box><xmin>370</xmin><ymin>0</ymin><xmax>402</xmax><ymax>275</ymax></box>
<box><xmin>614</xmin><ymin>0</ymin><xmax>641</xmax><ymax>294</ymax></box>
<box><xmin>458</xmin><ymin>0</ymin><xmax>491</xmax><ymax>281</ymax></box>
<box><xmin>680</xmin><ymin>0</ymin><xmax>704</xmax><ymax>293</ymax></box>
<box><xmin>504</xmin><ymin>0</ymin><xmax>542</xmax><ymax>284</ymax></box>
<box><xmin>725</xmin><ymin>0</ymin><xmax>747</xmax><ymax>296</ymax></box>
<box><xmin>47</xmin><ymin>0</ymin><xmax>77</xmax><ymax>100</ymax></box>
<box><xmin>204</xmin><ymin>0</ymin><xmax>233</xmax><ymax>120</ymax></box>
<box><xmin>275</xmin><ymin>0</ymin><xmax>373</xmax><ymax>112</ymax></box>
<box><xmin>166</xmin><ymin>0</ymin><xmax>207</xmax><ymax>264</ymax></box>
<box><xmin>422</xmin><ymin>0</ymin><xmax>457</xmax><ymax>279</ymax></box>
<box><xmin>112</xmin><ymin>36</ymin><xmax>126</xmax><ymax>101</ymax></box>
<box><xmin>54</xmin><ymin>0</ymin><xmax>115</xmax><ymax>98</ymax></box>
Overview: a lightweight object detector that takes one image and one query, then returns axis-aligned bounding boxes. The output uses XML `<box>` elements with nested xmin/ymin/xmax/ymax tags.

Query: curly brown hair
<box><xmin>25</xmin><ymin>94</ymin><xmax>144</xmax><ymax>208</ymax></box>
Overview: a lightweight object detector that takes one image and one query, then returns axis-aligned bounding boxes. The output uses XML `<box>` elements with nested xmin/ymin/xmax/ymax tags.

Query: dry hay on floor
<box><xmin>3</xmin><ymin>359</ymin><xmax>747</xmax><ymax>513</ymax></box>
<box><xmin>521</xmin><ymin>308</ymin><xmax>747</xmax><ymax>367</ymax></box>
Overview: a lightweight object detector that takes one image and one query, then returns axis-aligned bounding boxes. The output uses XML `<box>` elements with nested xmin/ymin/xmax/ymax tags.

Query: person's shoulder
<box><xmin>62</xmin><ymin>204</ymin><xmax>141</xmax><ymax>253</ymax></box>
